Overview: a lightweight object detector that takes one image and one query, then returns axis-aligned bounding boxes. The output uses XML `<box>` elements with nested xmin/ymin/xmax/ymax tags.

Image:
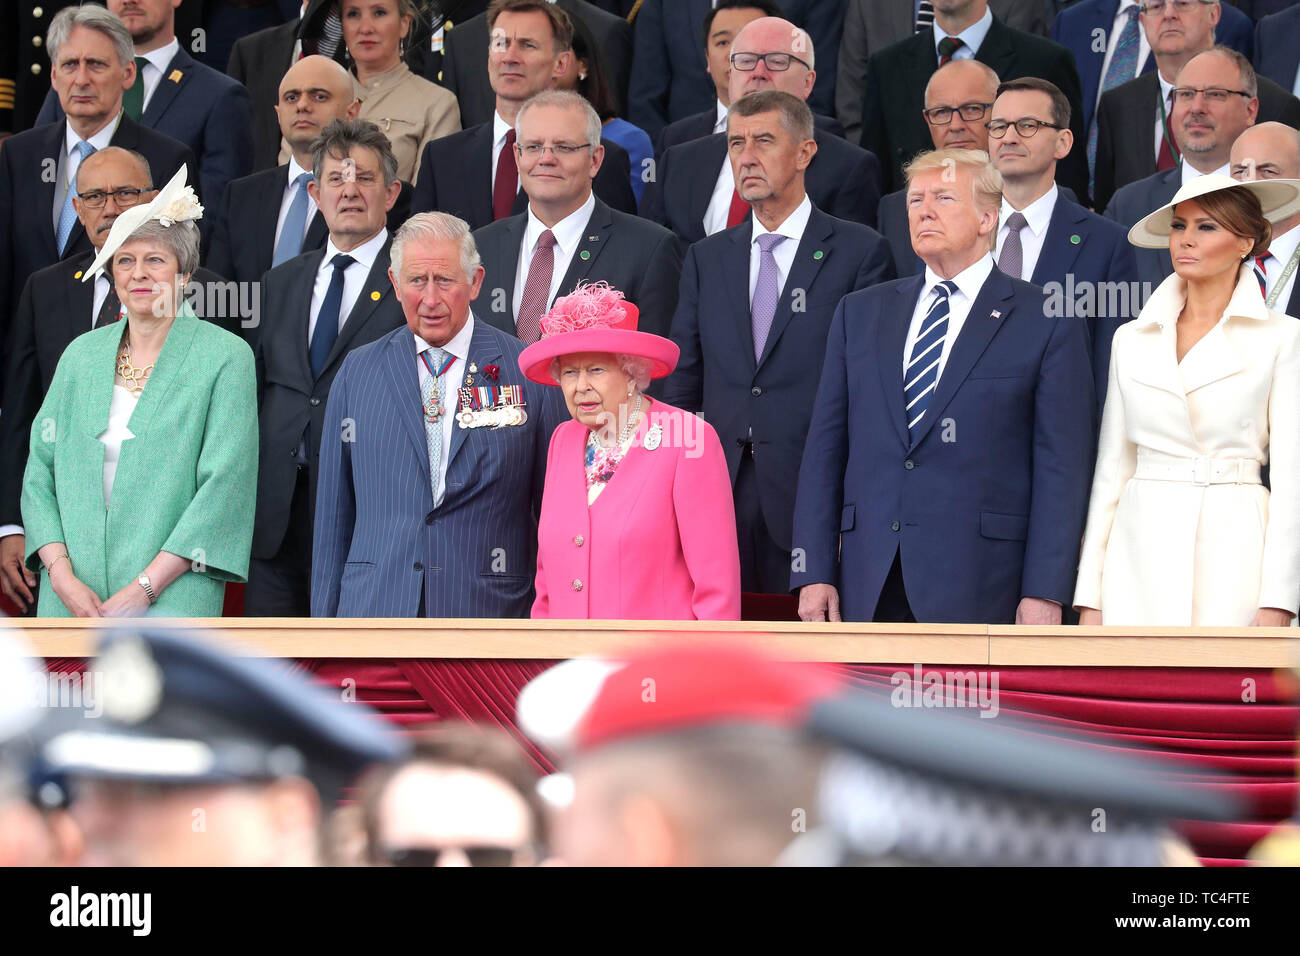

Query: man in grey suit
<box><xmin>837</xmin><ymin>0</ymin><xmax>1048</xmax><ymax>144</ymax></box>
<box><xmin>473</xmin><ymin>91</ymin><xmax>682</xmax><ymax>343</ymax></box>
<box><xmin>312</xmin><ymin>212</ymin><xmax>567</xmax><ymax>618</ymax></box>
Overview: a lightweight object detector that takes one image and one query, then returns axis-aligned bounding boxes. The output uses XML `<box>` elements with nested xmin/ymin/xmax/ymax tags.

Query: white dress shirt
<box><xmin>933</xmin><ymin>4</ymin><xmax>993</xmax><ymax>60</ymax></box>
<box><xmin>512</xmin><ymin>192</ymin><xmax>594</xmax><ymax>321</ymax></box>
<box><xmin>274</xmin><ymin>155</ymin><xmax>319</xmax><ymax>252</ymax></box>
<box><xmin>703</xmin><ymin>149</ymin><xmax>739</xmax><ymax>236</ymax></box>
<box><xmin>713</xmin><ymin>99</ymin><xmax>727</xmax><ymax>134</ymax></box>
<box><xmin>997</xmin><ymin>184</ymin><xmax>1058</xmax><ymax>282</ymax></box>
<box><xmin>491</xmin><ymin>110</ymin><xmax>518</xmax><ymax>196</ymax></box>
<box><xmin>414</xmin><ymin>314</ymin><xmax>476</xmax><ymax>507</ymax></box>
<box><xmin>99</xmin><ymin>385</ymin><xmax>140</xmax><ymax>507</ymax></box>
<box><xmin>53</xmin><ymin>114</ymin><xmax>120</xmax><ymax>232</ymax></box>
<box><xmin>1261</xmin><ymin>223</ymin><xmax>1300</xmax><ymax>309</ymax></box>
<box><xmin>135</xmin><ymin>38</ymin><xmax>181</xmax><ymax>112</ymax></box>
<box><xmin>903</xmin><ymin>253</ymin><xmax>996</xmax><ymax>380</ymax></box>
<box><xmin>1155</xmin><ymin>72</ymin><xmax>1176</xmax><ymax>165</ymax></box>
<box><xmin>1180</xmin><ymin>160</ymin><xmax>1230</xmax><ymax>186</ymax></box>
<box><xmin>308</xmin><ymin>228</ymin><xmax>388</xmax><ymax>344</ymax></box>
<box><xmin>748</xmin><ymin>194</ymin><xmax>811</xmax><ymax>304</ymax></box>
<box><xmin>1096</xmin><ymin>0</ymin><xmax>1151</xmax><ymax>110</ymax></box>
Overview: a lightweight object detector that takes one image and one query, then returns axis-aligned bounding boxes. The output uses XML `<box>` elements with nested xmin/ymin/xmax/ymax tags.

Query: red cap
<box><xmin>573</xmin><ymin>643</ymin><xmax>842</xmax><ymax>753</ymax></box>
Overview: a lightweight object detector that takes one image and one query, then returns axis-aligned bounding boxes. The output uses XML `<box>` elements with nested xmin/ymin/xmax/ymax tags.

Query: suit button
<box><xmin>572</xmin><ymin>579</ymin><xmax>583</xmax><ymax>591</ymax></box>
<box><xmin>904</xmin><ymin>459</ymin><xmax>914</xmax><ymax>470</ymax></box>
<box><xmin>891</xmin><ymin>521</ymin><xmax>901</xmax><ymax>532</ymax></box>
<box><xmin>32</xmin><ymin>37</ymin><xmax>42</xmax><ymax>47</ymax></box>
<box><xmin>573</xmin><ymin>535</ymin><xmax>584</xmax><ymax>546</ymax></box>
<box><xmin>751</xmin><ymin>387</ymin><xmax>762</xmax><ymax>397</ymax></box>
<box><xmin>413</xmin><ymin>561</ymin><xmax>424</xmax><ymax>571</ymax></box>
<box><xmin>310</xmin><ymin>397</ymin><xmax>321</xmax><ymax>406</ymax></box>
<box><xmin>30</xmin><ymin>63</ymin><xmax>41</xmax><ymax>75</ymax></box>
<box><xmin>425</xmin><ymin>512</ymin><xmax>435</xmax><ymax>525</ymax></box>
<box><xmin>33</xmin><ymin>7</ymin><xmax>44</xmax><ymax>17</ymax></box>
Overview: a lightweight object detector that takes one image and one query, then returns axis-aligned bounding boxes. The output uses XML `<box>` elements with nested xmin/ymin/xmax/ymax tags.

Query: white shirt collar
<box><xmin>66</xmin><ymin>112</ymin><xmax>120</xmax><ymax>156</ymax></box>
<box><xmin>924</xmin><ymin>252</ymin><xmax>995</xmax><ymax>302</ymax></box>
<box><xmin>1158</xmin><ymin>69</ymin><xmax>1177</xmax><ymax>98</ymax></box>
<box><xmin>287</xmin><ymin>154</ymin><xmax>313</xmax><ymax>188</ymax></box>
<box><xmin>323</xmin><ymin>227</ymin><xmax>387</xmax><ymax>275</ymax></box>
<box><xmin>414</xmin><ymin>312</ymin><xmax>475</xmax><ymax>362</ymax></box>
<box><xmin>934</xmin><ymin>4</ymin><xmax>993</xmax><ymax>56</ymax></box>
<box><xmin>1000</xmin><ymin>183</ymin><xmax>1057</xmax><ymax>236</ymax></box>
<box><xmin>751</xmin><ymin>194</ymin><xmax>812</xmax><ymax>244</ymax></box>
<box><xmin>139</xmin><ymin>37</ymin><xmax>180</xmax><ymax>76</ymax></box>
<box><xmin>525</xmin><ymin>191</ymin><xmax>595</xmax><ymax>258</ymax></box>
<box><xmin>1265</xmin><ymin>222</ymin><xmax>1300</xmax><ymax>266</ymax></box>
<box><xmin>494</xmin><ymin>110</ymin><xmax>514</xmax><ymax>150</ymax></box>
<box><xmin>1181</xmin><ymin>160</ymin><xmax>1230</xmax><ymax>186</ymax></box>
<box><xmin>714</xmin><ymin>99</ymin><xmax>727</xmax><ymax>134</ymax></box>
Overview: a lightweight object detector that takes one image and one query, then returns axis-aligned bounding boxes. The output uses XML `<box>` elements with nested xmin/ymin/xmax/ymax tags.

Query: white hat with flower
<box><xmin>80</xmin><ymin>165</ymin><xmax>204</xmax><ymax>282</ymax></box>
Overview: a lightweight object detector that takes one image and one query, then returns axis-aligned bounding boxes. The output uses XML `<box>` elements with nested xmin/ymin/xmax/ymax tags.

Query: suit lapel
<box><xmin>469</xmin><ymin>123</ymin><xmax>497</xmax><ymax>227</ymax></box>
<box><xmin>879</xmin><ymin>276</ymin><xmax>925</xmax><ymax>449</ymax></box>
<box><xmin>322</xmin><ymin>241</ymin><xmax>394</xmax><ymax>373</ymax></box>
<box><xmin>38</xmin><ymin>122</ymin><xmax>65</xmax><ymax>259</ymax></box>
<box><xmin>380</xmin><ymin>329</ymin><xmax>431</xmax><ymax>477</ymax></box>
<box><xmin>724</xmin><ymin>225</ymin><xmax>756</xmax><ymax>373</ymax></box>
<box><xmin>974</xmin><ymin>18</ymin><xmax>1016</xmax><ymax>74</ymax></box>
<box><xmin>758</xmin><ymin>208</ymin><xmax>833</xmax><ymax>368</ymax></box>
<box><xmin>293</xmin><ymin>248</ymin><xmax>327</xmax><ymax>386</ymax></box>
<box><xmin>909</xmin><ymin>269</ymin><xmax>1013</xmax><ymax>449</ymax></box>
<box><xmin>1031</xmin><ymin>198</ymin><xmax>1086</xmax><ymax>286</ymax></box>
<box><xmin>1179</xmin><ymin>321</ymin><xmax>1246</xmax><ymax>394</ymax></box>
<box><xmin>142</xmin><ymin>48</ymin><xmax>193</xmax><ymax>126</ymax></box>
<box><xmin>1287</xmin><ymin>277</ymin><xmax>1300</xmax><ymax>319</ymax></box>
<box><xmin>495</xmin><ymin>214</ymin><xmax>527</xmax><ymax>318</ymax></box>
<box><xmin>558</xmin><ymin>199</ymin><xmax>611</xmax><ymax>290</ymax></box>
<box><xmin>257</xmin><ymin>167</ymin><xmax>289</xmax><ymax>266</ymax></box>
<box><xmin>125</xmin><ymin>309</ymin><xmax>199</xmax><ymax>438</ymax></box>
<box><xmin>304</xmin><ymin>207</ymin><xmax>329</xmax><ymax>251</ymax></box>
<box><xmin>447</xmin><ymin>319</ymin><xmax>504</xmax><ymax>470</ymax></box>
<box><xmin>689</xmin><ymin>135</ymin><xmax>729</xmax><ymax>235</ymax></box>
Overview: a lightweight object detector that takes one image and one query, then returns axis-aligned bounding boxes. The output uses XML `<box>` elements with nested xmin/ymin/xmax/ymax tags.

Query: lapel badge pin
<box><xmin>169</xmin><ymin>69</ymin><xmax>183</xmax><ymax>83</ymax></box>
<box><xmin>465</xmin><ymin>375</ymin><xmax>474</xmax><ymax>385</ymax></box>
<box><xmin>643</xmin><ymin>424</ymin><xmax>663</xmax><ymax>451</ymax></box>
<box><xmin>991</xmin><ymin>310</ymin><xmax>1002</xmax><ymax>319</ymax></box>
<box><xmin>813</xmin><ymin>250</ymin><xmax>824</xmax><ymax>260</ymax></box>
<box><xmin>588</xmin><ymin>235</ymin><xmax>598</xmax><ymax>242</ymax></box>
<box><xmin>1070</xmin><ymin>234</ymin><xmax>1081</xmax><ymax>245</ymax></box>
<box><xmin>579</xmin><ymin>250</ymin><xmax>591</xmax><ymax>260</ymax></box>
<box><xmin>370</xmin><ymin>290</ymin><xmax>381</xmax><ymax>301</ymax></box>
<box><xmin>74</xmin><ymin>270</ymin><xmax>83</xmax><ymax>279</ymax></box>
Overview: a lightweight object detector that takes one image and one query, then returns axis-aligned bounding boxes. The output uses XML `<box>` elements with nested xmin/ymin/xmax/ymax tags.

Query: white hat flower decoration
<box><xmin>82</xmin><ymin>166</ymin><xmax>204</xmax><ymax>281</ymax></box>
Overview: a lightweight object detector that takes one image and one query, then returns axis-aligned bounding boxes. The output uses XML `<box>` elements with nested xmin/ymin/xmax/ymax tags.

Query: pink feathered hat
<box><xmin>517</xmin><ymin>282</ymin><xmax>680</xmax><ymax>386</ymax></box>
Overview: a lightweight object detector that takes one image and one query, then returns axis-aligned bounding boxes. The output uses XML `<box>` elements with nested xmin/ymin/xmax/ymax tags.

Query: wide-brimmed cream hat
<box><xmin>1128</xmin><ymin>174</ymin><xmax>1300</xmax><ymax>249</ymax></box>
<box><xmin>81</xmin><ymin>165</ymin><xmax>204</xmax><ymax>281</ymax></box>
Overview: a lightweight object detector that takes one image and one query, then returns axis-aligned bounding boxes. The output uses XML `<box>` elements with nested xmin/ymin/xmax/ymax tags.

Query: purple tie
<box><xmin>751</xmin><ymin>233</ymin><xmax>787</xmax><ymax>362</ymax></box>
<box><xmin>998</xmin><ymin>212</ymin><xmax>1027</xmax><ymax>280</ymax></box>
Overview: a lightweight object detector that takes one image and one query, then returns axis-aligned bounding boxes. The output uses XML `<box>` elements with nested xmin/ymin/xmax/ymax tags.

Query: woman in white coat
<box><xmin>1075</xmin><ymin>175</ymin><xmax>1300</xmax><ymax>627</ymax></box>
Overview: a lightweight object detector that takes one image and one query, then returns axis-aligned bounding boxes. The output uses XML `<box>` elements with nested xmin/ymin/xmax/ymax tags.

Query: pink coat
<box><xmin>532</xmin><ymin>401</ymin><xmax>741</xmax><ymax>620</ymax></box>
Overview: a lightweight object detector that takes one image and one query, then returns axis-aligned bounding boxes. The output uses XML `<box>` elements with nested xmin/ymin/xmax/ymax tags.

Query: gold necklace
<box><xmin>116</xmin><ymin>338</ymin><xmax>154</xmax><ymax>397</ymax></box>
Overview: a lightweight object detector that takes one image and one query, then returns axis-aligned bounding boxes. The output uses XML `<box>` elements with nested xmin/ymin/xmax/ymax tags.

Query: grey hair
<box><xmin>728</xmin><ymin>89</ymin><xmax>815</xmax><ymax>142</ymax></box>
<box><xmin>47</xmin><ymin>5</ymin><xmax>135</xmax><ymax>70</ymax></box>
<box><xmin>117</xmin><ymin>219</ymin><xmax>201</xmax><ymax>277</ymax></box>
<box><xmin>515</xmin><ymin>90</ymin><xmax>602</xmax><ymax>154</ymax></box>
<box><xmin>925</xmin><ymin>59</ymin><xmax>1001</xmax><ymax>107</ymax></box>
<box><xmin>390</xmin><ymin>212</ymin><xmax>482</xmax><ymax>281</ymax></box>
<box><xmin>311</xmin><ymin>118</ymin><xmax>400</xmax><ymax>188</ymax></box>
<box><xmin>1181</xmin><ymin>45</ymin><xmax>1258</xmax><ymax>99</ymax></box>
<box><xmin>547</xmin><ymin>353</ymin><xmax>652</xmax><ymax>391</ymax></box>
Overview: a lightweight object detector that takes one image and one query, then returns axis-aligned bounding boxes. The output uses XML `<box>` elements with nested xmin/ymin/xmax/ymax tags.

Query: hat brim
<box><xmin>81</xmin><ymin>166</ymin><xmax>193</xmax><ymax>281</ymax></box>
<box><xmin>1128</xmin><ymin>176</ymin><xmax>1300</xmax><ymax>249</ymax></box>
<box><xmin>518</xmin><ymin>330</ymin><xmax>680</xmax><ymax>385</ymax></box>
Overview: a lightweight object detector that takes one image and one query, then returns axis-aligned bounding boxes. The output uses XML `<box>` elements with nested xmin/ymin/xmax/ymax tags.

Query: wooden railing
<box><xmin>8</xmin><ymin>618</ymin><xmax>1299</xmax><ymax>667</ymax></box>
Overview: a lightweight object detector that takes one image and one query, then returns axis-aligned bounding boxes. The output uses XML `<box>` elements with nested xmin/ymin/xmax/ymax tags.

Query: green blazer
<box><xmin>21</xmin><ymin>305</ymin><xmax>258</xmax><ymax>617</ymax></box>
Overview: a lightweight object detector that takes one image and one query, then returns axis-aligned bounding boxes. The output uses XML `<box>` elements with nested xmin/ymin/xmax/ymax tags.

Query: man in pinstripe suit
<box><xmin>312</xmin><ymin>212</ymin><xmax>567</xmax><ymax>618</ymax></box>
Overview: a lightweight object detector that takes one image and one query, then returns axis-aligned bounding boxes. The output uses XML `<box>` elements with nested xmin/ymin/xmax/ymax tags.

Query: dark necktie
<box><xmin>916</xmin><ymin>1</ymin><xmax>935</xmax><ymax>31</ymax></box>
<box><xmin>311</xmin><ymin>253</ymin><xmax>355</xmax><ymax>378</ymax></box>
<box><xmin>493</xmin><ymin>129</ymin><xmax>518</xmax><ymax>222</ymax></box>
<box><xmin>516</xmin><ymin>229</ymin><xmax>556</xmax><ymax>344</ymax></box>
<box><xmin>122</xmin><ymin>56</ymin><xmax>150</xmax><ymax>120</ymax></box>
<box><xmin>905</xmin><ymin>281</ymin><xmax>957</xmax><ymax>438</ymax></box>
<box><xmin>1255</xmin><ymin>253</ymin><xmax>1270</xmax><ymax>297</ymax></box>
<box><xmin>95</xmin><ymin>282</ymin><xmax>122</xmax><ymax>327</ymax></box>
<box><xmin>998</xmin><ymin>212</ymin><xmax>1028</xmax><ymax>280</ymax></box>
<box><xmin>1157</xmin><ymin>90</ymin><xmax>1179</xmax><ymax>171</ymax></box>
<box><xmin>937</xmin><ymin>36</ymin><xmax>964</xmax><ymax>66</ymax></box>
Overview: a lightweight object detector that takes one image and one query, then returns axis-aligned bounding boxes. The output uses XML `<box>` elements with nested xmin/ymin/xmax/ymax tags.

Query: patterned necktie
<box><xmin>493</xmin><ymin>129</ymin><xmax>518</xmax><ymax>221</ymax></box>
<box><xmin>122</xmin><ymin>56</ymin><xmax>150</xmax><ymax>120</ymax></box>
<box><xmin>310</xmin><ymin>253</ymin><xmax>354</xmax><ymax>378</ymax></box>
<box><xmin>998</xmin><ymin>212</ymin><xmax>1028</xmax><ymax>280</ymax></box>
<box><xmin>1088</xmin><ymin>5</ymin><xmax>1141</xmax><ymax>184</ymax></box>
<box><xmin>95</xmin><ymin>280</ymin><xmax>122</xmax><ymax>327</ymax></box>
<box><xmin>273</xmin><ymin>172</ymin><xmax>314</xmax><ymax>267</ymax></box>
<box><xmin>1255</xmin><ymin>253</ymin><xmax>1271</xmax><ymax>297</ymax></box>
<box><xmin>516</xmin><ymin>229</ymin><xmax>556</xmax><ymax>344</ymax></box>
<box><xmin>421</xmin><ymin>346</ymin><xmax>449</xmax><ymax>497</ymax></box>
<box><xmin>905</xmin><ymin>281</ymin><xmax>957</xmax><ymax>437</ymax></box>
<box><xmin>1157</xmin><ymin>90</ymin><xmax>1179</xmax><ymax>171</ymax></box>
<box><xmin>916</xmin><ymin>1</ymin><xmax>935</xmax><ymax>31</ymax></box>
<box><xmin>937</xmin><ymin>36</ymin><xmax>964</xmax><ymax>66</ymax></box>
<box><xmin>751</xmin><ymin>233</ymin><xmax>787</xmax><ymax>362</ymax></box>
<box><xmin>56</xmin><ymin>140</ymin><xmax>95</xmax><ymax>255</ymax></box>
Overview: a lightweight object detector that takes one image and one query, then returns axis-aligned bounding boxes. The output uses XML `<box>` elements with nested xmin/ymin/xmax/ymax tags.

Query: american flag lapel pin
<box><xmin>991</xmin><ymin>310</ymin><xmax>1002</xmax><ymax>319</ymax></box>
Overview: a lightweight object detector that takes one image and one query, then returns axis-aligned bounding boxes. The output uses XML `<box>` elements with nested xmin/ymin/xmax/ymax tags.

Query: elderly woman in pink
<box><xmin>519</xmin><ymin>283</ymin><xmax>741</xmax><ymax>620</ymax></box>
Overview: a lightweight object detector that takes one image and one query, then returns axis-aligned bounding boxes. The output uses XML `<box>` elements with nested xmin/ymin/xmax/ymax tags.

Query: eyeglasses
<box><xmin>383</xmin><ymin>846</ymin><xmax>519</xmax><ymax>867</ymax></box>
<box><xmin>986</xmin><ymin>117</ymin><xmax>1066</xmax><ymax>138</ymax></box>
<box><xmin>516</xmin><ymin>143</ymin><xmax>592</xmax><ymax>158</ymax></box>
<box><xmin>1137</xmin><ymin>0</ymin><xmax>1213</xmax><ymax>15</ymax></box>
<box><xmin>729</xmin><ymin>51</ymin><xmax>811</xmax><ymax>73</ymax></box>
<box><xmin>922</xmin><ymin>102</ymin><xmax>993</xmax><ymax>125</ymax></box>
<box><xmin>1170</xmin><ymin>87</ymin><xmax>1252</xmax><ymax>105</ymax></box>
<box><xmin>76</xmin><ymin>187</ymin><xmax>146</xmax><ymax>209</ymax></box>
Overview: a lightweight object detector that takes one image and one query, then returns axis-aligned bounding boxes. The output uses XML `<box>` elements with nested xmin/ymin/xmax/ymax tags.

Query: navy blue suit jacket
<box><xmin>662</xmin><ymin>205</ymin><xmax>896</xmax><ymax>552</ymax></box>
<box><xmin>1103</xmin><ymin>166</ymin><xmax>1180</xmax><ymax>291</ymax></box>
<box><xmin>1052</xmin><ymin>0</ymin><xmax>1254</xmax><ymax>137</ymax></box>
<box><xmin>790</xmin><ymin>267</ymin><xmax>1096</xmax><ymax>622</ymax></box>
<box><xmin>640</xmin><ymin>129</ymin><xmax>883</xmax><ymax>243</ymax></box>
<box><xmin>38</xmin><ymin>47</ymin><xmax>253</xmax><ymax>245</ymax></box>
<box><xmin>312</xmin><ymin>319</ymin><xmax>567</xmax><ymax>618</ymax></box>
<box><xmin>1254</xmin><ymin>4</ymin><xmax>1300</xmax><ymax>91</ymax></box>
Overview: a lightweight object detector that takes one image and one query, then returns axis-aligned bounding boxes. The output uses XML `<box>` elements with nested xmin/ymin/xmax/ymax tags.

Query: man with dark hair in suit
<box><xmin>0</xmin><ymin>146</ymin><xmax>237</xmax><ymax>612</ymax></box>
<box><xmin>791</xmin><ymin>147</ymin><xmax>1094</xmax><ymax>624</ymax></box>
<box><xmin>474</xmin><ymin>91</ymin><xmax>682</xmax><ymax>344</ymax></box>
<box><xmin>1093</xmin><ymin>1</ymin><xmax>1300</xmax><ymax>212</ymax></box>
<box><xmin>664</xmin><ymin>91</ymin><xmax>895</xmax><ymax>595</ymax></box>
<box><xmin>247</xmin><ymin>119</ymin><xmax>408</xmax><ymax>617</ymax></box>
<box><xmin>411</xmin><ymin>0</ymin><xmax>635</xmax><ymax>231</ymax></box>
<box><xmin>1252</xmin><ymin>2</ymin><xmax>1300</xmax><ymax>94</ymax></box>
<box><xmin>0</xmin><ymin>4</ymin><xmax>196</xmax><ymax>393</ymax></box>
<box><xmin>641</xmin><ymin>16</ymin><xmax>884</xmax><ymax>243</ymax></box>
<box><xmin>858</xmin><ymin>0</ymin><xmax>1090</xmax><ymax>201</ymax></box>
<box><xmin>1231</xmin><ymin>122</ymin><xmax>1300</xmax><ymax>317</ymax></box>
<box><xmin>988</xmin><ymin>77</ymin><xmax>1138</xmax><ymax>413</ymax></box>
<box><xmin>37</xmin><ymin>0</ymin><xmax>254</xmax><ymax>245</ymax></box>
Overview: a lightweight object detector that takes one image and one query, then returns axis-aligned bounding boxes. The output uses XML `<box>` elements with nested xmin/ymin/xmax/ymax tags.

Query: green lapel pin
<box><xmin>813</xmin><ymin>250</ymin><xmax>824</xmax><ymax>260</ymax></box>
<box><xmin>580</xmin><ymin>249</ymin><xmax>591</xmax><ymax>260</ymax></box>
<box><xmin>1070</xmin><ymin>234</ymin><xmax>1081</xmax><ymax>245</ymax></box>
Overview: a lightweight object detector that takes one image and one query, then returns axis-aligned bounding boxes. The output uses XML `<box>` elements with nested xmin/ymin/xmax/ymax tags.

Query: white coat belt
<box><xmin>1133</xmin><ymin>452</ymin><xmax>1261</xmax><ymax>486</ymax></box>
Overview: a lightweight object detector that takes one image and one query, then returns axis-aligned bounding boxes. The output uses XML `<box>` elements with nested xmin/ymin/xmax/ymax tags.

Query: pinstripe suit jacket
<box><xmin>311</xmin><ymin>317</ymin><xmax>567</xmax><ymax>618</ymax></box>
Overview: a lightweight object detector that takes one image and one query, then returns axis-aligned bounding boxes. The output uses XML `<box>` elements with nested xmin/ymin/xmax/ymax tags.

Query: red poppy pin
<box><xmin>484</xmin><ymin>364</ymin><xmax>501</xmax><ymax>382</ymax></box>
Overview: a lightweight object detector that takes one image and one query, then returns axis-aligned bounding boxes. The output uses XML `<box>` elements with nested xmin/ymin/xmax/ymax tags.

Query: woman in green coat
<box><xmin>21</xmin><ymin>169</ymin><xmax>257</xmax><ymax>618</ymax></box>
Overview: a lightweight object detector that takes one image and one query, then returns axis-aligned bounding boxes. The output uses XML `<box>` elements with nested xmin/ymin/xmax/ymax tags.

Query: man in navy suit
<box><xmin>312</xmin><ymin>212</ymin><xmax>567</xmax><ymax>618</ymax></box>
<box><xmin>1231</xmin><ymin>122</ymin><xmax>1300</xmax><ymax>317</ymax></box>
<box><xmin>791</xmin><ymin>148</ymin><xmax>1095</xmax><ymax>624</ymax></box>
<box><xmin>641</xmin><ymin>16</ymin><xmax>883</xmax><ymax>243</ymax></box>
<box><xmin>988</xmin><ymin>78</ymin><xmax>1138</xmax><ymax>413</ymax></box>
<box><xmin>663</xmin><ymin>92</ymin><xmax>895</xmax><ymax>595</ymax></box>
<box><xmin>37</xmin><ymin>0</ymin><xmax>254</xmax><ymax>245</ymax></box>
<box><xmin>1253</xmin><ymin>3</ymin><xmax>1300</xmax><ymax>94</ymax></box>
<box><xmin>0</xmin><ymin>5</ymin><xmax>195</xmax><ymax>393</ymax></box>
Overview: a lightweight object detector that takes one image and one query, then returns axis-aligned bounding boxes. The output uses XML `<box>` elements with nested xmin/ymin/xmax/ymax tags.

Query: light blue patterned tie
<box><xmin>905</xmin><ymin>281</ymin><xmax>957</xmax><ymax>438</ymax></box>
<box><xmin>751</xmin><ymin>233</ymin><xmax>787</xmax><ymax>362</ymax></box>
<box><xmin>1088</xmin><ymin>5</ymin><xmax>1140</xmax><ymax>187</ymax></box>
<box><xmin>421</xmin><ymin>346</ymin><xmax>449</xmax><ymax>496</ymax></box>
<box><xmin>273</xmin><ymin>172</ymin><xmax>314</xmax><ymax>266</ymax></box>
<box><xmin>56</xmin><ymin>140</ymin><xmax>96</xmax><ymax>255</ymax></box>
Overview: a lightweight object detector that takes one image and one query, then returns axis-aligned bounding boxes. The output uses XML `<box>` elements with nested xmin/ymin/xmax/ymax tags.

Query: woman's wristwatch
<box><xmin>137</xmin><ymin>574</ymin><xmax>157</xmax><ymax>605</ymax></box>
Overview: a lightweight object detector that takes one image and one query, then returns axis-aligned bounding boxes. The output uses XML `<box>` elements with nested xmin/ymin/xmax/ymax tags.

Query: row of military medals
<box><xmin>422</xmin><ymin>361</ymin><xmax>528</xmax><ymax>428</ymax></box>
